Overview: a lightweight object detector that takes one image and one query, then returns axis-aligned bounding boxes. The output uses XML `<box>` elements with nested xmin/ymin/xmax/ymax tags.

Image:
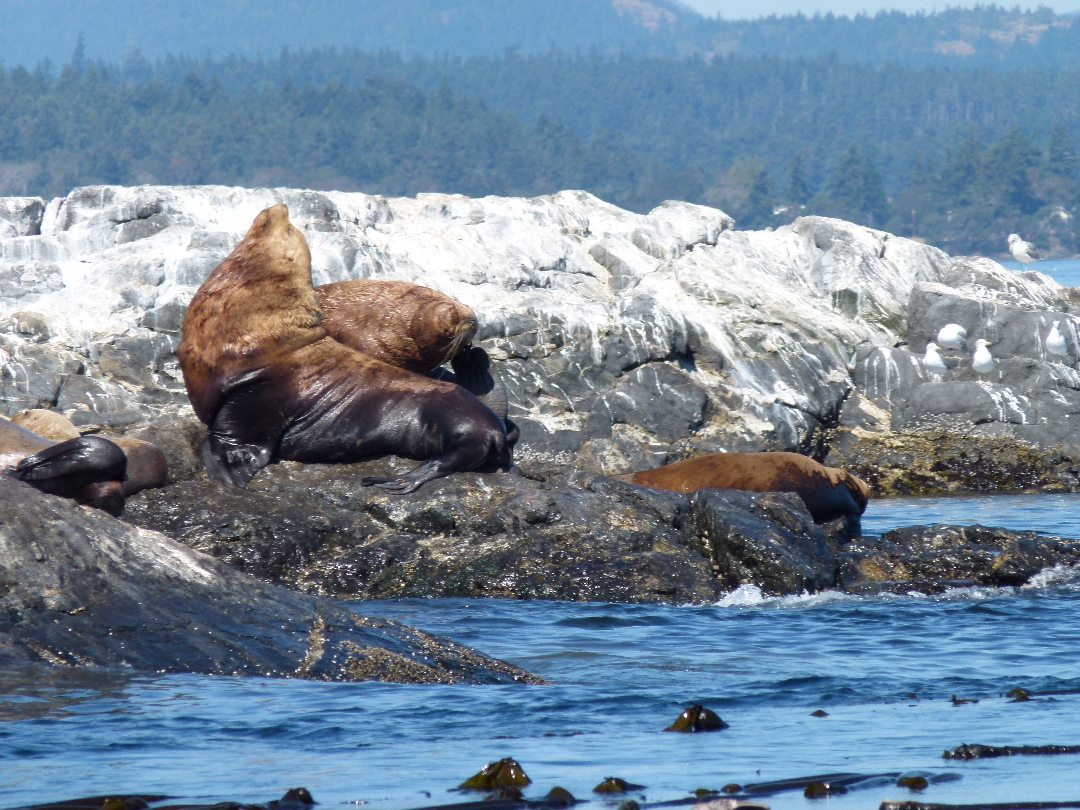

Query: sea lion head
<box><xmin>179</xmin><ymin>204</ymin><xmax>324</xmax><ymax>424</ymax></box>
<box><xmin>426</xmin><ymin>298</ymin><xmax>477</xmax><ymax>366</ymax></box>
<box><xmin>243</xmin><ymin>204</ymin><xmax>311</xmax><ymax>275</ymax></box>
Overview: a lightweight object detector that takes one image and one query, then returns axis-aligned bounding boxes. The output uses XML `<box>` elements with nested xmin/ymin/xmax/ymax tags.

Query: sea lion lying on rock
<box><xmin>11</xmin><ymin>408</ymin><xmax>169</xmax><ymax>497</ymax></box>
<box><xmin>316</xmin><ymin>279</ymin><xmax>513</xmax><ymax>423</ymax></box>
<box><xmin>178</xmin><ymin>204</ymin><xmax>514</xmax><ymax>493</ymax></box>
<box><xmin>317</xmin><ymin>279</ymin><xmax>477</xmax><ymax>374</ymax></box>
<box><xmin>612</xmin><ymin>452</ymin><xmax>869</xmax><ymax>526</ymax></box>
<box><xmin>0</xmin><ymin>416</ymin><xmax>126</xmax><ymax>515</ymax></box>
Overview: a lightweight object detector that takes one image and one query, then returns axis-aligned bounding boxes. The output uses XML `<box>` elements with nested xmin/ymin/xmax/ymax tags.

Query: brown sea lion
<box><xmin>316</xmin><ymin>279</ymin><xmax>512</xmax><ymax>422</ymax></box>
<box><xmin>316</xmin><ymin>279</ymin><xmax>477</xmax><ymax>374</ymax></box>
<box><xmin>1</xmin><ymin>416</ymin><xmax>127</xmax><ymax>515</ymax></box>
<box><xmin>178</xmin><ymin>204</ymin><xmax>513</xmax><ymax>493</ymax></box>
<box><xmin>11</xmin><ymin>409</ymin><xmax>169</xmax><ymax>496</ymax></box>
<box><xmin>612</xmin><ymin>452</ymin><xmax>869</xmax><ymax>525</ymax></box>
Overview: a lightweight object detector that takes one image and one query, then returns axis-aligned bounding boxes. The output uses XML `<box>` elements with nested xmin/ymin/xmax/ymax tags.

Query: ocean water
<box><xmin>3</xmin><ymin>495</ymin><xmax>1080</xmax><ymax>810</ymax></box>
<box><xmin>1001</xmin><ymin>257</ymin><xmax>1080</xmax><ymax>288</ymax></box>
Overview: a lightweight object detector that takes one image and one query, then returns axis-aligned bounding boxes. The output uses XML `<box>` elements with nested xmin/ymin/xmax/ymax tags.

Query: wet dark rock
<box><xmin>837</xmin><ymin>524</ymin><xmax>1080</xmax><ymax>593</ymax></box>
<box><xmin>691</xmin><ymin>489</ymin><xmax>836</xmax><ymax>594</ymax></box>
<box><xmin>121</xmin><ymin>456</ymin><xmax>851</xmax><ymax>601</ymax></box>
<box><xmin>811</xmin><ymin>709</ymin><xmax>829</xmax><ymax>717</ymax></box>
<box><xmin>0</xmin><ymin>477</ymin><xmax>539</xmax><ymax>684</ymax></box>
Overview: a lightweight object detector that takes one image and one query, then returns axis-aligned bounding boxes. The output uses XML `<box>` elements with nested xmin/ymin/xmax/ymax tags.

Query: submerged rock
<box><xmin>0</xmin><ymin>477</ymin><xmax>540</xmax><ymax>684</ymax></box>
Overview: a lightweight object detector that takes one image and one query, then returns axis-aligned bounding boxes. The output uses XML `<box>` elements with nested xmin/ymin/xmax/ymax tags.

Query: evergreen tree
<box><xmin>817</xmin><ymin>145</ymin><xmax>888</xmax><ymax>228</ymax></box>
<box><xmin>1046</xmin><ymin>122</ymin><xmax>1077</xmax><ymax>179</ymax></box>
<box><xmin>787</xmin><ymin>151</ymin><xmax>811</xmax><ymax>207</ymax></box>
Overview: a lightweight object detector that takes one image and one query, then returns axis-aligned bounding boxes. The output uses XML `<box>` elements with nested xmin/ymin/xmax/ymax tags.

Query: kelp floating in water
<box><xmin>944</xmin><ymin>743</ymin><xmax>1080</xmax><ymax>760</ymax></box>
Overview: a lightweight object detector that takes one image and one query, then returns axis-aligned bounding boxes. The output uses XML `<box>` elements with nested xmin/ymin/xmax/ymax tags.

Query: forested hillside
<box><xmin>1</xmin><ymin>50</ymin><xmax>1078</xmax><ymax>256</ymax></box>
<box><xmin>1</xmin><ymin>1</ymin><xmax>1079</xmax><ymax>70</ymax></box>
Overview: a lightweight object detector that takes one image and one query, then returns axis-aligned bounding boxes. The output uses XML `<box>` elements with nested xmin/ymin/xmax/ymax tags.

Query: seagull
<box><xmin>936</xmin><ymin>324</ymin><xmax>967</xmax><ymax>351</ymax></box>
<box><xmin>972</xmin><ymin>339</ymin><xmax>996</xmax><ymax>375</ymax></box>
<box><xmin>1047</xmin><ymin>321</ymin><xmax>1069</xmax><ymax>357</ymax></box>
<box><xmin>1008</xmin><ymin>234</ymin><xmax>1041</xmax><ymax>264</ymax></box>
<box><xmin>923</xmin><ymin>342</ymin><xmax>948</xmax><ymax>375</ymax></box>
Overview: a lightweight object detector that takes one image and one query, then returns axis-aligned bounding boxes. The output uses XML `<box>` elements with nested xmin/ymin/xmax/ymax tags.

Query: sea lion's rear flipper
<box><xmin>15</xmin><ymin>436</ymin><xmax>127</xmax><ymax>515</ymax></box>
<box><xmin>450</xmin><ymin>346</ymin><xmax>509</xmax><ymax>419</ymax></box>
<box><xmin>15</xmin><ymin>435</ymin><xmax>127</xmax><ymax>487</ymax></box>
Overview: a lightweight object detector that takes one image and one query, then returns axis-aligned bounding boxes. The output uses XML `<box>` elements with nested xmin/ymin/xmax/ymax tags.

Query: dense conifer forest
<box><xmin>2</xmin><ymin>5</ymin><xmax>1080</xmax><ymax>256</ymax></box>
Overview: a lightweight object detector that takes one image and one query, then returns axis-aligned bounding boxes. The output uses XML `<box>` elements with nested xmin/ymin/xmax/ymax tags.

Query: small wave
<box><xmin>1024</xmin><ymin>564</ymin><xmax>1080</xmax><ymax>589</ymax></box>
<box><xmin>713</xmin><ymin>567</ymin><xmax>1080</xmax><ymax>609</ymax></box>
<box><xmin>714</xmin><ymin>585</ymin><xmax>858</xmax><ymax>609</ymax></box>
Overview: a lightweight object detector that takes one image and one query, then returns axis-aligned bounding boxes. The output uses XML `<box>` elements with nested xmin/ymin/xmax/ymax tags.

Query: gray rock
<box><xmin>0</xmin><ymin>338</ymin><xmax>84</xmax><ymax>415</ymax></box>
<box><xmin>690</xmin><ymin>489</ymin><xmax>837</xmax><ymax>594</ymax></box>
<box><xmin>0</xmin><ymin>197</ymin><xmax>45</xmax><ymax>237</ymax></box>
<box><xmin>0</xmin><ymin>477</ymin><xmax>540</xmax><ymax>684</ymax></box>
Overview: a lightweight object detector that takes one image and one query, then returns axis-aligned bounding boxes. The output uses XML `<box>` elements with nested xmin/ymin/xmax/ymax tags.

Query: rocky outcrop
<box><xmin>838</xmin><ymin>523</ymin><xmax>1080</xmax><ymax>593</ymax></box>
<box><xmin>121</xmin><ymin>452</ymin><xmax>840</xmax><ymax>603</ymax></box>
<box><xmin>0</xmin><ymin>476</ymin><xmax>539</xmax><ymax>683</ymax></box>
<box><xmin>1</xmin><ymin>184</ymin><xmax>1077</xmax><ymax>492</ymax></box>
<box><xmin>4</xmin><ymin>184</ymin><xmax>1080</xmax><ymax>605</ymax></box>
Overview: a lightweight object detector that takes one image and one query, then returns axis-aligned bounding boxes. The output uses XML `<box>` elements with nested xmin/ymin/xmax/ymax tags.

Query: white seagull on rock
<box><xmin>972</xmin><ymin>339</ymin><xmax>996</xmax><ymax>375</ymax></box>
<box><xmin>1008</xmin><ymin>234</ymin><xmax>1041</xmax><ymax>264</ymax></box>
<box><xmin>923</xmin><ymin>342</ymin><xmax>948</xmax><ymax>375</ymax></box>
<box><xmin>1047</xmin><ymin>321</ymin><xmax>1069</xmax><ymax>357</ymax></box>
<box><xmin>936</xmin><ymin>323</ymin><xmax>967</xmax><ymax>350</ymax></box>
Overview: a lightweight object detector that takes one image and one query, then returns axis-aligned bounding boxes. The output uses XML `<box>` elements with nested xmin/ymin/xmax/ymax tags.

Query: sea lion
<box><xmin>178</xmin><ymin>204</ymin><xmax>513</xmax><ymax>493</ymax></box>
<box><xmin>1</xmin><ymin>416</ymin><xmax>127</xmax><ymax>515</ymax></box>
<box><xmin>612</xmin><ymin>452</ymin><xmax>869</xmax><ymax>525</ymax></box>
<box><xmin>316</xmin><ymin>279</ymin><xmax>477</xmax><ymax>374</ymax></box>
<box><xmin>316</xmin><ymin>279</ymin><xmax>512</xmax><ymax>422</ymax></box>
<box><xmin>11</xmin><ymin>409</ymin><xmax>168</xmax><ymax>496</ymax></box>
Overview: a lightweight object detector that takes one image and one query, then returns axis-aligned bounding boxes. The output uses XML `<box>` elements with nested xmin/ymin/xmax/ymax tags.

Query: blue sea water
<box><xmin>1001</xmin><ymin>257</ymin><xmax>1080</xmax><ymax>288</ymax></box>
<box><xmin>3</xmin><ymin>495</ymin><xmax>1080</xmax><ymax>810</ymax></box>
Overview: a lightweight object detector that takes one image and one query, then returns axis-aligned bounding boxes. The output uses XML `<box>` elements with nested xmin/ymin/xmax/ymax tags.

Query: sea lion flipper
<box><xmin>200</xmin><ymin>435</ymin><xmax>271</xmax><ymax>487</ymax></box>
<box><xmin>15</xmin><ymin>436</ymin><xmax>127</xmax><ymax>484</ymax></box>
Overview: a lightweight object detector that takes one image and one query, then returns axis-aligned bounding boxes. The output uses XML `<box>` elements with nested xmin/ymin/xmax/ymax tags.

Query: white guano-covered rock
<box><xmin>0</xmin><ymin>184</ymin><xmax>1059</xmax><ymax>472</ymax></box>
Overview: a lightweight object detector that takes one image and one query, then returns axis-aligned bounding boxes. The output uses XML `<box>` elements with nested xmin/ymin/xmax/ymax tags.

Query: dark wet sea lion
<box><xmin>11</xmin><ymin>409</ymin><xmax>168</xmax><ymax>497</ymax></box>
<box><xmin>612</xmin><ymin>452</ymin><xmax>869</xmax><ymax>525</ymax></box>
<box><xmin>1</xmin><ymin>416</ymin><xmax>127</xmax><ymax>515</ymax></box>
<box><xmin>178</xmin><ymin>204</ymin><xmax>513</xmax><ymax>493</ymax></box>
<box><xmin>316</xmin><ymin>280</ymin><xmax>512</xmax><ymax>423</ymax></box>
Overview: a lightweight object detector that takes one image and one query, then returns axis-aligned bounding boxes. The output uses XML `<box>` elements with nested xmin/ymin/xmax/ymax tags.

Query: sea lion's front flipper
<box><xmin>200</xmin><ymin>436</ymin><xmax>271</xmax><ymax>487</ymax></box>
<box><xmin>450</xmin><ymin>346</ymin><xmax>509</xmax><ymax>419</ymax></box>
<box><xmin>15</xmin><ymin>436</ymin><xmax>127</xmax><ymax>486</ymax></box>
<box><xmin>201</xmin><ymin>372</ymin><xmax>280</xmax><ymax>487</ymax></box>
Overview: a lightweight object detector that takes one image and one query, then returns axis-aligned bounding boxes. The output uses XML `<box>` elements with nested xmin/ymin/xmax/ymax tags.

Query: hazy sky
<box><xmin>679</xmin><ymin>0</ymin><xmax>1080</xmax><ymax>17</ymax></box>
